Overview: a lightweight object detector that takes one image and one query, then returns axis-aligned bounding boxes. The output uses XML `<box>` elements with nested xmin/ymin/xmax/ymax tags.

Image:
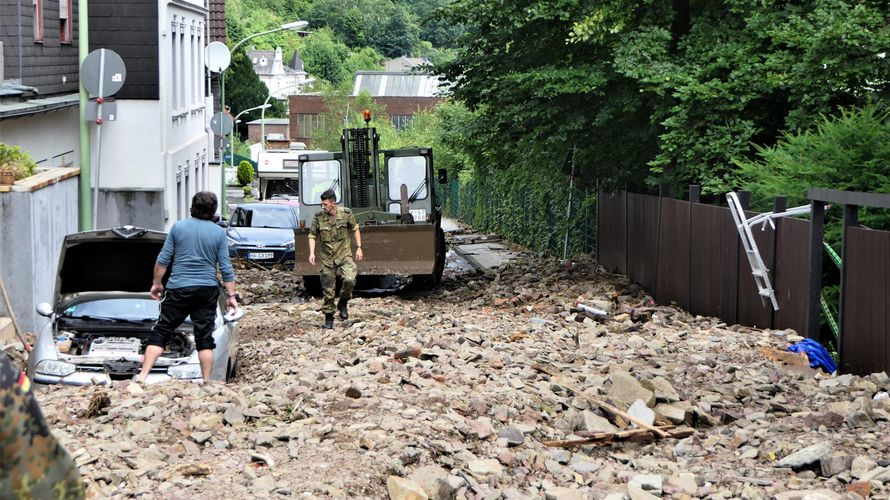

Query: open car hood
<box><xmin>54</xmin><ymin>226</ymin><xmax>167</xmax><ymax>311</ymax></box>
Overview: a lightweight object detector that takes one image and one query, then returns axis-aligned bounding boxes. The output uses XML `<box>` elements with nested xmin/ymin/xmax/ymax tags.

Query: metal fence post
<box><xmin>770</xmin><ymin>196</ymin><xmax>787</xmax><ymax>327</ymax></box>
<box><xmin>688</xmin><ymin>185</ymin><xmax>700</xmax><ymax>311</ymax></box>
<box><xmin>838</xmin><ymin>203</ymin><xmax>859</xmax><ymax>369</ymax></box>
<box><xmin>807</xmin><ymin>200</ymin><xmax>825</xmax><ymax>340</ymax></box>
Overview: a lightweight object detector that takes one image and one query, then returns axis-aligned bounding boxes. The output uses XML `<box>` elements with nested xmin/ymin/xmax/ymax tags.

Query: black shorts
<box><xmin>149</xmin><ymin>286</ymin><xmax>219</xmax><ymax>351</ymax></box>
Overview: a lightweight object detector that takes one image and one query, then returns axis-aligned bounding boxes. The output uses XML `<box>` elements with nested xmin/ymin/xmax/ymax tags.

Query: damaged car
<box><xmin>28</xmin><ymin>226</ymin><xmax>244</xmax><ymax>386</ymax></box>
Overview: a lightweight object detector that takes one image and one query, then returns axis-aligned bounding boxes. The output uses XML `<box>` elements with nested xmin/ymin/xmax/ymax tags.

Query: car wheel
<box><xmin>226</xmin><ymin>357</ymin><xmax>240</xmax><ymax>382</ymax></box>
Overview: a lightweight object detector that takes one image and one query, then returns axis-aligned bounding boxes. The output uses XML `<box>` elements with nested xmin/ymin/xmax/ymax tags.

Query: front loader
<box><xmin>292</xmin><ymin>119</ymin><xmax>448</xmax><ymax>294</ymax></box>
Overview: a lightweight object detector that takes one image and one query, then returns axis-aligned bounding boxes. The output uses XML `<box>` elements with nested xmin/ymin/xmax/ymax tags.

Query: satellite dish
<box><xmin>80</xmin><ymin>48</ymin><xmax>126</xmax><ymax>98</ymax></box>
<box><xmin>205</xmin><ymin>42</ymin><xmax>231</xmax><ymax>73</ymax></box>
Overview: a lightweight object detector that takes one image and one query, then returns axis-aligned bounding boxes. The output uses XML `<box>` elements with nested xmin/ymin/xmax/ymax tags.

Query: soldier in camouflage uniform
<box><xmin>0</xmin><ymin>353</ymin><xmax>83</xmax><ymax>499</ymax></box>
<box><xmin>308</xmin><ymin>189</ymin><xmax>364</xmax><ymax>329</ymax></box>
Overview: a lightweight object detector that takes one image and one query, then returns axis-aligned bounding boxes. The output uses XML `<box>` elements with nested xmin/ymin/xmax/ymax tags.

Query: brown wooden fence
<box><xmin>600</xmin><ymin>188</ymin><xmax>890</xmax><ymax>376</ymax></box>
<box><xmin>841</xmin><ymin>227</ymin><xmax>889</xmax><ymax>374</ymax></box>
<box><xmin>597</xmin><ymin>190</ymin><xmax>811</xmax><ymax>337</ymax></box>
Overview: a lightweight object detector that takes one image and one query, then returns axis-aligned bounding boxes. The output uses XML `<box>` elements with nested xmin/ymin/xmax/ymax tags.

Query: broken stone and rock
<box><xmin>28</xmin><ymin>221</ymin><xmax>890</xmax><ymax>498</ymax></box>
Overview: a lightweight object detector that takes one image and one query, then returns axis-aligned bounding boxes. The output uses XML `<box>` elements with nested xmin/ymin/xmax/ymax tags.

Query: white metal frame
<box><xmin>726</xmin><ymin>192</ymin><xmax>811</xmax><ymax>311</ymax></box>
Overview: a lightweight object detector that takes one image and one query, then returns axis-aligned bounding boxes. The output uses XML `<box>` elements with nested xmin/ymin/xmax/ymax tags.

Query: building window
<box><xmin>59</xmin><ymin>0</ymin><xmax>72</xmax><ymax>43</ymax></box>
<box><xmin>191</xmin><ymin>25</ymin><xmax>197</xmax><ymax>106</ymax></box>
<box><xmin>180</xmin><ymin>31</ymin><xmax>186</xmax><ymax>109</ymax></box>
<box><xmin>176</xmin><ymin>169</ymin><xmax>183</xmax><ymax>220</ymax></box>
<box><xmin>33</xmin><ymin>0</ymin><xmax>44</xmax><ymax>42</ymax></box>
<box><xmin>171</xmin><ymin>18</ymin><xmax>178</xmax><ymax>111</ymax></box>
<box><xmin>391</xmin><ymin>114</ymin><xmax>413</xmax><ymax>130</ymax></box>
<box><xmin>295</xmin><ymin>113</ymin><xmax>324</xmax><ymax>139</ymax></box>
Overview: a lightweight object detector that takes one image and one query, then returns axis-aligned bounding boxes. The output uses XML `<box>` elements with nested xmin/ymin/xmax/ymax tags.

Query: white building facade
<box><xmin>87</xmin><ymin>0</ymin><xmax>215</xmax><ymax>230</ymax></box>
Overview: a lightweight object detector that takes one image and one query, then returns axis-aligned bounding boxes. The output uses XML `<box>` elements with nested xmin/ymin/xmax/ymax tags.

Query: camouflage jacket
<box><xmin>308</xmin><ymin>207</ymin><xmax>359</xmax><ymax>266</ymax></box>
<box><xmin>0</xmin><ymin>354</ymin><xmax>83</xmax><ymax>499</ymax></box>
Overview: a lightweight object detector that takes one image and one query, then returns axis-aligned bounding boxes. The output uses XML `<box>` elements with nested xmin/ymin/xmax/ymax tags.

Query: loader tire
<box><xmin>303</xmin><ymin>276</ymin><xmax>323</xmax><ymax>297</ymax></box>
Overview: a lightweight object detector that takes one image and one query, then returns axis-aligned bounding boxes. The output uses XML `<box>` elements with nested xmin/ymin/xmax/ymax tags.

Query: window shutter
<box><xmin>59</xmin><ymin>0</ymin><xmax>69</xmax><ymax>19</ymax></box>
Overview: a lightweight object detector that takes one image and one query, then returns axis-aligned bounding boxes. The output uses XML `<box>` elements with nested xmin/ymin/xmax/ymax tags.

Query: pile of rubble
<box><xmin>35</xmin><ymin>252</ymin><xmax>890</xmax><ymax>499</ymax></box>
<box><xmin>232</xmin><ymin>260</ymin><xmax>304</xmax><ymax>305</ymax></box>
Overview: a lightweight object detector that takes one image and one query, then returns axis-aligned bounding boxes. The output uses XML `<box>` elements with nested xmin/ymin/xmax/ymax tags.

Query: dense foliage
<box><xmin>435</xmin><ymin>0</ymin><xmax>890</xmax><ymax>194</ymax></box>
<box><xmin>227</xmin><ymin>0</ymin><xmax>460</xmax><ymax>87</ymax></box>
<box><xmin>740</xmin><ymin>105</ymin><xmax>890</xmax><ymax>231</ymax></box>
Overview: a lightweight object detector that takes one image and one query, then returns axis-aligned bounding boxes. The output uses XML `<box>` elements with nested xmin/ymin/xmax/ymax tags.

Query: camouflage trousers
<box><xmin>320</xmin><ymin>258</ymin><xmax>357</xmax><ymax>314</ymax></box>
<box><xmin>0</xmin><ymin>354</ymin><xmax>84</xmax><ymax>499</ymax></box>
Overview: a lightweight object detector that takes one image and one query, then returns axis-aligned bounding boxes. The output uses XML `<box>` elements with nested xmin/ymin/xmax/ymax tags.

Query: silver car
<box><xmin>28</xmin><ymin>226</ymin><xmax>244</xmax><ymax>386</ymax></box>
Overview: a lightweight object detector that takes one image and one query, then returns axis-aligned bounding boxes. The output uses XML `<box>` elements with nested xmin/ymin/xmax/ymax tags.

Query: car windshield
<box><xmin>62</xmin><ymin>298</ymin><xmax>161</xmax><ymax>321</ymax></box>
<box><xmin>266</xmin><ymin>179</ymin><xmax>299</xmax><ymax>198</ymax></box>
<box><xmin>230</xmin><ymin>206</ymin><xmax>295</xmax><ymax>228</ymax></box>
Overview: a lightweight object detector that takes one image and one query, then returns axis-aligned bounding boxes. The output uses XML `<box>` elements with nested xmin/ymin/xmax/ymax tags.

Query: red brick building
<box><xmin>288</xmin><ymin>71</ymin><xmax>444</xmax><ymax>147</ymax></box>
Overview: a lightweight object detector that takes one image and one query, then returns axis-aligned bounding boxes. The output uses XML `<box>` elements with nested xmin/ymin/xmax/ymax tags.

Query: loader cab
<box><xmin>295</xmin><ymin>148</ymin><xmax>437</xmax><ymax>226</ymax></box>
<box><xmin>297</xmin><ymin>152</ymin><xmax>345</xmax><ymax>223</ymax></box>
<box><xmin>382</xmin><ymin>148</ymin><xmax>435</xmax><ymax>224</ymax></box>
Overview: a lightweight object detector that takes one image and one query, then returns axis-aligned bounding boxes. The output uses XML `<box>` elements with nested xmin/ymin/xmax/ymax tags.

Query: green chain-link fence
<box><xmin>441</xmin><ymin>178</ymin><xmax>597</xmax><ymax>259</ymax></box>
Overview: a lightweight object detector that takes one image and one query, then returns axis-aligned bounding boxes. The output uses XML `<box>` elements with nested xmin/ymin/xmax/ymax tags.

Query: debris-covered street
<box><xmin>30</xmin><ymin>223</ymin><xmax>890</xmax><ymax>499</ymax></box>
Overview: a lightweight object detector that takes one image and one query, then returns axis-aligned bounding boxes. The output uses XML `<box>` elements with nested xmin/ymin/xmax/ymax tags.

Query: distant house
<box><xmin>0</xmin><ymin>0</ymin><xmax>81</xmax><ymax>173</ymax></box>
<box><xmin>383</xmin><ymin>56</ymin><xmax>430</xmax><ymax>72</ymax></box>
<box><xmin>247</xmin><ymin>47</ymin><xmax>312</xmax><ymax>98</ymax></box>
<box><xmin>289</xmin><ymin>58</ymin><xmax>445</xmax><ymax>146</ymax></box>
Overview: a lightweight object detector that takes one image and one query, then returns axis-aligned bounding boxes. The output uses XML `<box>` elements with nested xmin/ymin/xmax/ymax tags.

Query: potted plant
<box><xmin>0</xmin><ymin>143</ymin><xmax>37</xmax><ymax>185</ymax></box>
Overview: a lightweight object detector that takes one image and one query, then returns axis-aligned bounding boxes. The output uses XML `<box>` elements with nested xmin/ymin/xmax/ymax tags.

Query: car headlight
<box><xmin>285</xmin><ymin>240</ymin><xmax>295</xmax><ymax>251</ymax></box>
<box><xmin>35</xmin><ymin>359</ymin><xmax>76</xmax><ymax>377</ymax></box>
<box><xmin>227</xmin><ymin>236</ymin><xmax>238</xmax><ymax>247</ymax></box>
<box><xmin>168</xmin><ymin>363</ymin><xmax>202</xmax><ymax>379</ymax></box>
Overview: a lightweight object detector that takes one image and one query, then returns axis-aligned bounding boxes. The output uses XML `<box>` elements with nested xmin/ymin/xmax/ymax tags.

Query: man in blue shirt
<box><xmin>136</xmin><ymin>191</ymin><xmax>238</xmax><ymax>382</ymax></box>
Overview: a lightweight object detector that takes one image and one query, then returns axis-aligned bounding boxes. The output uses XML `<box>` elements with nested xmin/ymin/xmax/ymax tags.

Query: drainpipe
<box><xmin>78</xmin><ymin>0</ymin><xmax>92</xmax><ymax>230</ymax></box>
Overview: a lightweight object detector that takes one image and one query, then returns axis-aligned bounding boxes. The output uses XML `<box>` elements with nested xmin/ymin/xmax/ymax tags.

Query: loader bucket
<box><xmin>293</xmin><ymin>224</ymin><xmax>437</xmax><ymax>277</ymax></box>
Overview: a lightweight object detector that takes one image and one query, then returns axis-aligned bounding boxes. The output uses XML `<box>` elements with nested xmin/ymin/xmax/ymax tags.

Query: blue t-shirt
<box><xmin>156</xmin><ymin>218</ymin><xmax>235</xmax><ymax>289</ymax></box>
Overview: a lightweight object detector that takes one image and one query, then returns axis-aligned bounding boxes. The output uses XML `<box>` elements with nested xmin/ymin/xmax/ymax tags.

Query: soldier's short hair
<box><xmin>321</xmin><ymin>189</ymin><xmax>337</xmax><ymax>202</ymax></box>
<box><xmin>190</xmin><ymin>191</ymin><xmax>218</xmax><ymax>220</ymax></box>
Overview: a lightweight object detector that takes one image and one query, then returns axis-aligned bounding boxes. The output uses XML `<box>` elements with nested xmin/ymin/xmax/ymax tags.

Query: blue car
<box><xmin>226</xmin><ymin>202</ymin><xmax>299</xmax><ymax>267</ymax></box>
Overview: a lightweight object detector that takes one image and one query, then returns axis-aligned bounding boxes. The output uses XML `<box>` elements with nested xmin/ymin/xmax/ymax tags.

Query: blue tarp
<box><xmin>788</xmin><ymin>339</ymin><xmax>837</xmax><ymax>374</ymax></box>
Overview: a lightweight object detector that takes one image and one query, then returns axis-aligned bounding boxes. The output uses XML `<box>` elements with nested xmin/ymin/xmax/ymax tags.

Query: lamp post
<box><xmin>220</xmin><ymin>20</ymin><xmax>308</xmax><ymax>216</ymax></box>
<box><xmin>260</xmin><ymin>82</ymin><xmax>306</xmax><ymax>151</ymax></box>
<box><xmin>227</xmin><ymin>104</ymin><xmax>271</xmax><ymax>191</ymax></box>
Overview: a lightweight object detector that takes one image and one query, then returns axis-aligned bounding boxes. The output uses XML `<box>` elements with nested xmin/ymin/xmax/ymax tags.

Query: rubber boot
<box><xmin>337</xmin><ymin>298</ymin><xmax>348</xmax><ymax>320</ymax></box>
<box><xmin>322</xmin><ymin>313</ymin><xmax>334</xmax><ymax>329</ymax></box>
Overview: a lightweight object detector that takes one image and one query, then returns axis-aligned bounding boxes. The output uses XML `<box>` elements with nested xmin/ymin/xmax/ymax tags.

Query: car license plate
<box><xmin>248</xmin><ymin>252</ymin><xmax>274</xmax><ymax>260</ymax></box>
<box><xmin>89</xmin><ymin>337</ymin><xmax>141</xmax><ymax>356</ymax></box>
<box><xmin>410</xmin><ymin>209</ymin><xmax>427</xmax><ymax>221</ymax></box>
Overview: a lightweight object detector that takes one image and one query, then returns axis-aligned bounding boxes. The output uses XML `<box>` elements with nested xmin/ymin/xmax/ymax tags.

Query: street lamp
<box><xmin>260</xmin><ymin>82</ymin><xmax>306</xmax><ymax>151</ymax></box>
<box><xmin>220</xmin><ymin>20</ymin><xmax>308</xmax><ymax>216</ymax></box>
<box><xmin>227</xmin><ymin>103</ymin><xmax>272</xmax><ymax>192</ymax></box>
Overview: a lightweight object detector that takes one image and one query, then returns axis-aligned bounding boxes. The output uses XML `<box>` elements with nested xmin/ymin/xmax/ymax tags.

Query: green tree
<box><xmin>225</xmin><ymin>52</ymin><xmax>275</xmax><ymax>138</ymax></box>
<box><xmin>435</xmin><ymin>0</ymin><xmax>890</xmax><ymax>195</ymax></box>
<box><xmin>299</xmin><ymin>27</ymin><xmax>350</xmax><ymax>84</ymax></box>
<box><xmin>237</xmin><ymin>160</ymin><xmax>255</xmax><ymax>186</ymax></box>
<box><xmin>740</xmin><ymin>105</ymin><xmax>890</xmax><ymax>229</ymax></box>
<box><xmin>373</xmin><ymin>4</ymin><xmax>419</xmax><ymax>57</ymax></box>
